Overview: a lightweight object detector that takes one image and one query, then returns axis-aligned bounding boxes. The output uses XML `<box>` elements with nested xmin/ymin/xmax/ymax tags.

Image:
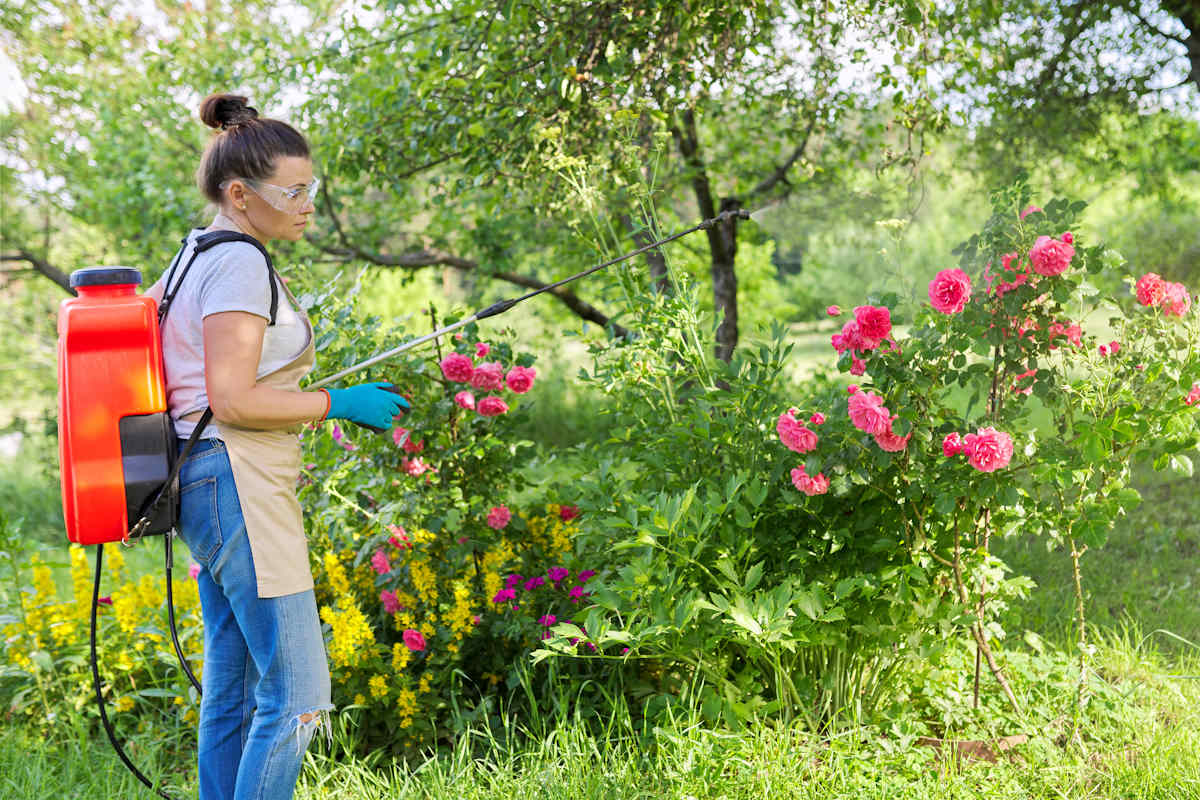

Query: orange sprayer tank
<box><xmin>58</xmin><ymin>267</ymin><xmax>175</xmax><ymax>545</ymax></box>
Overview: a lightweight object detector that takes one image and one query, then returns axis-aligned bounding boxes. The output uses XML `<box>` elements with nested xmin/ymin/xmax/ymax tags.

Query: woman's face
<box><xmin>224</xmin><ymin>156</ymin><xmax>316</xmax><ymax>243</ymax></box>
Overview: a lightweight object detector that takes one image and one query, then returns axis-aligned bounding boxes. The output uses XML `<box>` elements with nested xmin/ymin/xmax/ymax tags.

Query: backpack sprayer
<box><xmin>56</xmin><ymin>207</ymin><xmax>749</xmax><ymax>796</ymax></box>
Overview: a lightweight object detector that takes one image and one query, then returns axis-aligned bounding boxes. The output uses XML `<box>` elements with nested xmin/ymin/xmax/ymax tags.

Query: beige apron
<box><xmin>216</xmin><ymin>280</ymin><xmax>317</xmax><ymax>599</ymax></box>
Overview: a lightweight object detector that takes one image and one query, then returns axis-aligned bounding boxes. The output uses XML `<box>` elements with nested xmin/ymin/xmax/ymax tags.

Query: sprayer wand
<box><xmin>307</xmin><ymin>207</ymin><xmax>750</xmax><ymax>390</ymax></box>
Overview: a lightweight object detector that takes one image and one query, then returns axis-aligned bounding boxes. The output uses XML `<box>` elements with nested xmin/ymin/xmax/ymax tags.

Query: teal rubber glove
<box><xmin>325</xmin><ymin>382</ymin><xmax>411</xmax><ymax>431</ymax></box>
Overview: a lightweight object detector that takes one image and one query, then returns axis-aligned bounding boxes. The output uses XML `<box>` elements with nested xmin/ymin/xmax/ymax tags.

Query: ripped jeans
<box><xmin>176</xmin><ymin>438</ymin><xmax>333</xmax><ymax>800</ymax></box>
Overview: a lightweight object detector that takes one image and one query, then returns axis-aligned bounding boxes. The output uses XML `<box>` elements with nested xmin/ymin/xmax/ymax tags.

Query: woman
<box><xmin>149</xmin><ymin>93</ymin><xmax>407</xmax><ymax>800</ymax></box>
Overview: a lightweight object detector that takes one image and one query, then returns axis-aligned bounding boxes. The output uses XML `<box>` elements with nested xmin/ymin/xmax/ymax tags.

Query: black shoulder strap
<box><xmin>158</xmin><ymin>230</ymin><xmax>279</xmax><ymax>327</ymax></box>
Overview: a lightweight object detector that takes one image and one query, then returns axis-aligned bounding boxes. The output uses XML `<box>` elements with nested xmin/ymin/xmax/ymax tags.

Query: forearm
<box><xmin>208</xmin><ymin>383</ymin><xmax>329</xmax><ymax>430</ymax></box>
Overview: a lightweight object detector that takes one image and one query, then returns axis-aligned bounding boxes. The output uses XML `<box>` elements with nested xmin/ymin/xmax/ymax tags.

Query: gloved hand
<box><xmin>324</xmin><ymin>382</ymin><xmax>411</xmax><ymax>431</ymax></box>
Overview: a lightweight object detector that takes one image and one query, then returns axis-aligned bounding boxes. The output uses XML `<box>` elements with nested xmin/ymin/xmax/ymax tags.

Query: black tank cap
<box><xmin>69</xmin><ymin>267</ymin><xmax>142</xmax><ymax>288</ymax></box>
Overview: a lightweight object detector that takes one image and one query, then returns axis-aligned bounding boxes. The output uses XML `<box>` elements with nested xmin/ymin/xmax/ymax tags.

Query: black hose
<box><xmin>90</xmin><ymin>543</ymin><xmax>172</xmax><ymax>798</ymax></box>
<box><xmin>165</xmin><ymin>534</ymin><xmax>203</xmax><ymax>695</ymax></box>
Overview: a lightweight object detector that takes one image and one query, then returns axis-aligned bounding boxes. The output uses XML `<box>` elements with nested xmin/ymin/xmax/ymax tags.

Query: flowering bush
<box><xmin>295</xmin><ymin>298</ymin><xmax>608</xmax><ymax>755</ymax></box>
<box><xmin>0</xmin><ymin>518</ymin><xmax>202</xmax><ymax>734</ymax></box>
<box><xmin>547</xmin><ymin>182</ymin><xmax>1200</xmax><ymax>729</ymax></box>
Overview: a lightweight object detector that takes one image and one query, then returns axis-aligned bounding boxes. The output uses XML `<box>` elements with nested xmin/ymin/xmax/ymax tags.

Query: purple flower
<box><xmin>569</xmin><ymin>585</ymin><xmax>589</xmax><ymax>603</ymax></box>
<box><xmin>577</xmin><ymin>570</ymin><xmax>596</xmax><ymax>584</ymax></box>
<box><xmin>492</xmin><ymin>588</ymin><xmax>517</xmax><ymax>604</ymax></box>
<box><xmin>547</xmin><ymin>567</ymin><xmax>569</xmax><ymax>583</ymax></box>
<box><xmin>538</xmin><ymin>614</ymin><xmax>557</xmax><ymax>627</ymax></box>
<box><xmin>504</xmin><ymin>574</ymin><xmax>524</xmax><ymax>590</ymax></box>
<box><xmin>524</xmin><ymin>577</ymin><xmax>546</xmax><ymax>591</ymax></box>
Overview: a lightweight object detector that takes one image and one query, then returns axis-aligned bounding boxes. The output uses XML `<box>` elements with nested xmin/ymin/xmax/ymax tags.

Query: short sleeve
<box><xmin>195</xmin><ymin>243</ymin><xmax>273</xmax><ymax>322</ymax></box>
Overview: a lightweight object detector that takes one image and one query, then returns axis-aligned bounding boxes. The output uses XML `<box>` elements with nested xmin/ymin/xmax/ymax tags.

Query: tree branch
<box><xmin>1</xmin><ymin>250</ymin><xmax>74</xmax><ymax>294</ymax></box>
<box><xmin>745</xmin><ymin>116</ymin><xmax>819</xmax><ymax>203</ymax></box>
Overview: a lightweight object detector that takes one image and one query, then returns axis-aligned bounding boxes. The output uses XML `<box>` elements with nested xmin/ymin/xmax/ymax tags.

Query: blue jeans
<box><xmin>176</xmin><ymin>437</ymin><xmax>332</xmax><ymax>800</ymax></box>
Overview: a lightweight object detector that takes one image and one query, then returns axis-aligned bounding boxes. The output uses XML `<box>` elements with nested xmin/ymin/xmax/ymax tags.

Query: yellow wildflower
<box><xmin>392</xmin><ymin>642</ymin><xmax>411</xmax><ymax>671</ymax></box>
<box><xmin>395</xmin><ymin>688</ymin><xmax>417</xmax><ymax>728</ymax></box>
<box><xmin>319</xmin><ymin>601</ymin><xmax>375</xmax><ymax>668</ymax></box>
<box><xmin>410</xmin><ymin>558</ymin><xmax>438</xmax><ymax>605</ymax></box>
<box><xmin>368</xmin><ymin>675</ymin><xmax>388</xmax><ymax>699</ymax></box>
<box><xmin>114</xmin><ymin>696</ymin><xmax>135</xmax><ymax>712</ymax></box>
<box><xmin>353</xmin><ymin>693</ymin><xmax>366</xmax><ymax>707</ymax></box>
<box><xmin>323</xmin><ymin>552</ymin><xmax>351</xmax><ymax>597</ymax></box>
<box><xmin>418</xmin><ymin>673</ymin><xmax>432</xmax><ymax>694</ymax></box>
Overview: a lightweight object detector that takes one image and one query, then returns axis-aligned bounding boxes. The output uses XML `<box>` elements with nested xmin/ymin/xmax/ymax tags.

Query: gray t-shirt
<box><xmin>146</xmin><ymin>229</ymin><xmax>311</xmax><ymax>439</ymax></box>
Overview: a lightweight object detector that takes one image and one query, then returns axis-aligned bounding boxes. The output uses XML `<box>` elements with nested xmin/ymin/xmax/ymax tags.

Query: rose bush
<box><xmin>540</xmin><ymin>181</ymin><xmax>1200</xmax><ymax>730</ymax></box>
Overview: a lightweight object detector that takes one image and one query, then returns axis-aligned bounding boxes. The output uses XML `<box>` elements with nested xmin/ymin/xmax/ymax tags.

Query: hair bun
<box><xmin>199</xmin><ymin>93</ymin><xmax>260</xmax><ymax>130</ymax></box>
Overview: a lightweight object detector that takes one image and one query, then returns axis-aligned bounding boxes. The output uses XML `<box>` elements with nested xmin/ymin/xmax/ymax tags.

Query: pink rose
<box><xmin>1029</xmin><ymin>235</ymin><xmax>1075</xmax><ymax>277</ymax></box>
<box><xmin>1011</xmin><ymin>368</ymin><xmax>1037</xmax><ymax>396</ymax></box>
<box><xmin>1019</xmin><ymin>204</ymin><xmax>1042</xmax><ymax>220</ymax></box>
<box><xmin>849</xmin><ymin>356</ymin><xmax>866</xmax><ymax>376</ymax></box>
<box><xmin>560</xmin><ymin>504</ymin><xmax>580</xmax><ymax>521</ymax></box>
<box><xmin>777</xmin><ymin>409</ymin><xmax>819</xmax><ymax>454</ymax></box>
<box><xmin>440</xmin><ymin>353</ymin><xmax>475</xmax><ymax>383</ymax></box>
<box><xmin>392</xmin><ymin>426</ymin><xmax>410</xmax><ymax>448</ymax></box>
<box><xmin>188</xmin><ymin>562</ymin><xmax>202</xmax><ymax>580</ymax></box>
<box><xmin>454</xmin><ymin>390</ymin><xmax>476</xmax><ymax>410</ymax></box>
<box><xmin>789</xmin><ymin>466</ymin><xmax>830</xmax><ymax>496</ymax></box>
<box><xmin>381</xmin><ymin>590</ymin><xmax>401</xmax><ymax>614</ymax></box>
<box><xmin>810</xmin><ymin>412</ymin><xmax>826</xmax><ymax>426</ymax></box>
<box><xmin>475</xmin><ymin>342</ymin><xmax>490</xmax><ymax>358</ymax></box>
<box><xmin>1164</xmin><ymin>282</ymin><xmax>1191</xmax><ymax>317</ymax></box>
<box><xmin>873</xmin><ymin>426</ymin><xmax>910</xmax><ymax>452</ymax></box>
<box><xmin>1186</xmin><ymin>383</ymin><xmax>1200</xmax><ymax>406</ymax></box>
<box><xmin>401</xmin><ymin>458</ymin><xmax>430</xmax><ymax>476</ymax></box>
<box><xmin>1136</xmin><ymin>273</ymin><xmax>1167</xmax><ymax>307</ymax></box>
<box><xmin>1062</xmin><ymin>232</ymin><xmax>1074</xmax><ymax>244</ymax></box>
<box><xmin>826</xmin><ymin>305</ymin><xmax>841</xmax><ymax>316</ymax></box>
<box><xmin>853</xmin><ymin>305</ymin><xmax>892</xmax><ymax>344</ymax></box>
<box><xmin>477</xmin><ymin>396</ymin><xmax>509</xmax><ymax>417</ymax></box>
<box><xmin>928</xmin><ymin>268</ymin><xmax>972</xmax><ymax>314</ymax></box>
<box><xmin>1109</xmin><ymin>341</ymin><xmax>1120</xmax><ymax>355</ymax></box>
<box><xmin>942</xmin><ymin>432</ymin><xmax>964</xmax><ymax>457</ymax></box>
<box><xmin>402</xmin><ymin>629</ymin><xmax>426</xmax><ymax>652</ymax></box>
<box><xmin>470</xmin><ymin>361</ymin><xmax>505</xmax><ymax>391</ymax></box>
<box><xmin>847</xmin><ymin>384</ymin><xmax>859</xmax><ymax>394</ymax></box>
<box><xmin>505</xmin><ymin>365</ymin><xmax>537</xmax><ymax>394</ymax></box>
<box><xmin>847</xmin><ymin>390</ymin><xmax>891</xmax><ymax>435</ymax></box>
<box><xmin>964</xmin><ymin>427</ymin><xmax>1014</xmax><ymax>472</ymax></box>
<box><xmin>402</xmin><ymin>436</ymin><xmax>425</xmax><ymax>454</ymax></box>
<box><xmin>370</xmin><ymin>549</ymin><xmax>391</xmax><ymax>575</ymax></box>
<box><xmin>487</xmin><ymin>505</ymin><xmax>511</xmax><ymax>530</ymax></box>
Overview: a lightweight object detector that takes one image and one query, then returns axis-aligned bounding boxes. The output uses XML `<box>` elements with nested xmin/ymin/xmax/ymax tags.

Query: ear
<box><xmin>223</xmin><ymin>179</ymin><xmax>250</xmax><ymax>210</ymax></box>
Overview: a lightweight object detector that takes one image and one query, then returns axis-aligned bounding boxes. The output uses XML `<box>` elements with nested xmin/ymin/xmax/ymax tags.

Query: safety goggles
<box><xmin>223</xmin><ymin>177</ymin><xmax>320</xmax><ymax>213</ymax></box>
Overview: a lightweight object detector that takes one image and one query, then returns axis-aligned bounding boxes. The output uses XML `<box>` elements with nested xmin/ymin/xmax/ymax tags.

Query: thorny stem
<box><xmin>952</xmin><ymin>503</ymin><xmax>1022</xmax><ymax>715</ymax></box>
<box><xmin>1070</xmin><ymin>537</ymin><xmax>1089</xmax><ymax>715</ymax></box>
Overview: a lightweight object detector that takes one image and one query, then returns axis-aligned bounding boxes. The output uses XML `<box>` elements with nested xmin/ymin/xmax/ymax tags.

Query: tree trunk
<box><xmin>674</xmin><ymin>107</ymin><xmax>740</xmax><ymax>361</ymax></box>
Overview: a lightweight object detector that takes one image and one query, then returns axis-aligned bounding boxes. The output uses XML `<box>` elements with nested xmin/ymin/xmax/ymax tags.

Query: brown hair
<box><xmin>195</xmin><ymin>93</ymin><xmax>310</xmax><ymax>204</ymax></box>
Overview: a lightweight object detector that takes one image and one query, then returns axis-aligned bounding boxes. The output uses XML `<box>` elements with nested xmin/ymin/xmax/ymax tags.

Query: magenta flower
<box><xmin>492</xmin><ymin>588</ymin><xmax>517</xmax><ymax>604</ymax></box>
<box><xmin>538</xmin><ymin>614</ymin><xmax>557</xmax><ymax>627</ymax></box>
<box><xmin>568</xmin><ymin>585</ymin><xmax>588</xmax><ymax>603</ymax></box>
<box><xmin>402</xmin><ymin>628</ymin><xmax>426</xmax><ymax>652</ymax></box>
<box><xmin>475</xmin><ymin>342</ymin><xmax>491</xmax><ymax>358</ymax></box>
<box><xmin>370</xmin><ymin>549</ymin><xmax>391</xmax><ymax>575</ymax></box>
<box><xmin>505</xmin><ymin>573</ymin><xmax>524</xmax><ymax>590</ymax></box>
<box><xmin>826</xmin><ymin>305</ymin><xmax>841</xmax><ymax>316</ymax></box>
<box><xmin>454</xmin><ymin>390</ymin><xmax>476</xmax><ymax>411</ymax></box>
<box><xmin>524</xmin><ymin>577</ymin><xmax>546</xmax><ymax>591</ymax></box>
<box><xmin>188</xmin><ymin>562</ymin><xmax>202</xmax><ymax>580</ymax></box>
<box><xmin>547</xmin><ymin>567</ymin><xmax>570</xmax><ymax>583</ymax></box>
<box><xmin>559</xmin><ymin>505</ymin><xmax>581</xmax><ymax>521</ymax></box>
<box><xmin>577</xmin><ymin>570</ymin><xmax>596</xmax><ymax>584</ymax></box>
